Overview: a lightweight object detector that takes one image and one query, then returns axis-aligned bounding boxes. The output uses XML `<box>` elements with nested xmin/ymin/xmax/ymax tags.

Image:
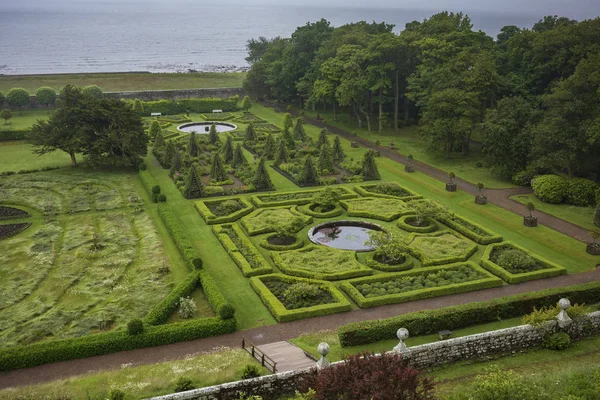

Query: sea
<box><xmin>1</xmin><ymin>1</ymin><xmax>598</xmax><ymax>75</ymax></box>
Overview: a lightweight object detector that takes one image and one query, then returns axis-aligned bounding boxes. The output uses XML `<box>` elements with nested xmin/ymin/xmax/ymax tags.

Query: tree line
<box><xmin>244</xmin><ymin>12</ymin><xmax>600</xmax><ymax>182</ymax></box>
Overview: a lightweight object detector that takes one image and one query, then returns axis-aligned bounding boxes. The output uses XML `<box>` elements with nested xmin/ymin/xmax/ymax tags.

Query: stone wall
<box><xmin>146</xmin><ymin>311</ymin><xmax>600</xmax><ymax>400</ymax></box>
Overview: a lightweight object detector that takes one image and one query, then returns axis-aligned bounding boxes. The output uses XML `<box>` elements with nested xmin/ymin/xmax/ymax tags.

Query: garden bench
<box><xmin>212</xmin><ymin>109</ymin><xmax>223</xmax><ymax>113</ymax></box>
<box><xmin>151</xmin><ymin>112</ymin><xmax>161</xmax><ymax>117</ymax></box>
<box><xmin>439</xmin><ymin>330</ymin><xmax>452</xmax><ymax>340</ymax></box>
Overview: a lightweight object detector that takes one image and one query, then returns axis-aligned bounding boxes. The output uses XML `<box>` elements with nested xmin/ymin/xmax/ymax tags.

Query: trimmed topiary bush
<box><xmin>127</xmin><ymin>319</ymin><xmax>144</xmax><ymax>335</ymax></box>
<box><xmin>532</xmin><ymin>174</ymin><xmax>567</xmax><ymax>204</ymax></box>
<box><xmin>565</xmin><ymin>178</ymin><xmax>599</xmax><ymax>207</ymax></box>
<box><xmin>217</xmin><ymin>303</ymin><xmax>235</xmax><ymax>319</ymax></box>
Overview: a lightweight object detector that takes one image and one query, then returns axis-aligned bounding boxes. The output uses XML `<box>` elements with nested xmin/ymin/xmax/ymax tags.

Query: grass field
<box><xmin>0</xmin><ymin>72</ymin><xmax>246</xmax><ymax>93</ymax></box>
<box><xmin>0</xmin><ymin>141</ymin><xmax>72</xmax><ymax>173</ymax></box>
<box><xmin>0</xmin><ymin>109</ymin><xmax>50</xmax><ymax>133</ymax></box>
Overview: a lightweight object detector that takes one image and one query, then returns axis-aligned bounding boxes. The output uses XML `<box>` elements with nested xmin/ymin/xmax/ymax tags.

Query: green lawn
<box><xmin>0</xmin><ymin>72</ymin><xmax>246</xmax><ymax>93</ymax></box>
<box><xmin>511</xmin><ymin>193</ymin><xmax>597</xmax><ymax>232</ymax></box>
<box><xmin>0</xmin><ymin>141</ymin><xmax>72</xmax><ymax>172</ymax></box>
<box><xmin>0</xmin><ymin>109</ymin><xmax>50</xmax><ymax>132</ymax></box>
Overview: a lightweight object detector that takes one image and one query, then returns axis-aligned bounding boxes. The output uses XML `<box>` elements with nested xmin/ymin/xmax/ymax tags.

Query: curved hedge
<box><xmin>397</xmin><ymin>216</ymin><xmax>438</xmax><ymax>233</ymax></box>
<box><xmin>354</xmin><ymin>183</ymin><xmax>422</xmax><ymax>201</ymax></box>
<box><xmin>532</xmin><ymin>174</ymin><xmax>567</xmax><ymax>204</ymax></box>
<box><xmin>365</xmin><ymin>254</ymin><xmax>414</xmax><ymax>272</ymax></box>
<box><xmin>213</xmin><ymin>224</ymin><xmax>273</xmax><ymax>277</ymax></box>
<box><xmin>260</xmin><ymin>234</ymin><xmax>305</xmax><ymax>251</ymax></box>
<box><xmin>195</xmin><ymin>197</ymin><xmax>254</xmax><ymax>225</ymax></box>
<box><xmin>297</xmin><ymin>203</ymin><xmax>344</xmax><ymax>218</ymax></box>
<box><xmin>337</xmin><ymin>280</ymin><xmax>600</xmax><ymax>347</ymax></box>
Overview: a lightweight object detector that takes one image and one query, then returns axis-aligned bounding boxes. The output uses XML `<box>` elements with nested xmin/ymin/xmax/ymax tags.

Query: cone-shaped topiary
<box><xmin>362</xmin><ymin>150</ymin><xmax>380</xmax><ymax>181</ymax></box>
<box><xmin>282</xmin><ymin>113</ymin><xmax>293</xmax><ymax>131</ymax></box>
<box><xmin>317</xmin><ymin>128</ymin><xmax>330</xmax><ymax>148</ymax></box>
<box><xmin>188</xmin><ymin>131</ymin><xmax>199</xmax><ymax>157</ymax></box>
<box><xmin>148</xmin><ymin>119</ymin><xmax>161</xmax><ymax>141</ymax></box>
<box><xmin>282</xmin><ymin>127</ymin><xmax>296</xmax><ymax>150</ymax></box>
<box><xmin>232</xmin><ymin>143</ymin><xmax>248</xmax><ymax>169</ymax></box>
<box><xmin>133</xmin><ymin>99</ymin><xmax>144</xmax><ymax>114</ymax></box>
<box><xmin>183</xmin><ymin>163</ymin><xmax>205</xmax><ymax>199</ymax></box>
<box><xmin>163</xmin><ymin>140</ymin><xmax>175</xmax><ymax>167</ymax></box>
<box><xmin>208</xmin><ymin>124</ymin><xmax>219</xmax><ymax>145</ymax></box>
<box><xmin>332</xmin><ymin>135</ymin><xmax>346</xmax><ymax>165</ymax></box>
<box><xmin>318</xmin><ymin>142</ymin><xmax>334</xmax><ymax>174</ymax></box>
<box><xmin>222</xmin><ymin>135</ymin><xmax>234</xmax><ymax>163</ymax></box>
<box><xmin>293</xmin><ymin>118</ymin><xmax>307</xmax><ymax>141</ymax></box>
<box><xmin>210</xmin><ymin>153</ymin><xmax>228</xmax><ymax>182</ymax></box>
<box><xmin>170</xmin><ymin>151</ymin><xmax>183</xmax><ymax>176</ymax></box>
<box><xmin>241</xmin><ymin>95</ymin><xmax>252</xmax><ymax>112</ymax></box>
<box><xmin>253</xmin><ymin>157</ymin><xmax>274</xmax><ymax>190</ymax></box>
<box><xmin>245</xmin><ymin>123</ymin><xmax>257</xmax><ymax>142</ymax></box>
<box><xmin>274</xmin><ymin>139</ymin><xmax>289</xmax><ymax>166</ymax></box>
<box><xmin>263</xmin><ymin>133</ymin><xmax>276</xmax><ymax>159</ymax></box>
<box><xmin>153</xmin><ymin>131</ymin><xmax>165</xmax><ymax>149</ymax></box>
<box><xmin>300</xmin><ymin>156</ymin><xmax>318</xmax><ymax>185</ymax></box>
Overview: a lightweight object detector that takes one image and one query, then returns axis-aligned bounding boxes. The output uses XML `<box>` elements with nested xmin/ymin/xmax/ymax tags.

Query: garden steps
<box><xmin>257</xmin><ymin>341</ymin><xmax>315</xmax><ymax>372</ymax></box>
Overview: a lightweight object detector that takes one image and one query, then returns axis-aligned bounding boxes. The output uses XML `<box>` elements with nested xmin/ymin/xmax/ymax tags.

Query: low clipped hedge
<box><xmin>198</xmin><ymin>269</ymin><xmax>234</xmax><ymax>319</ymax></box>
<box><xmin>249</xmin><ymin>274</ymin><xmax>352</xmax><ymax>322</ymax></box>
<box><xmin>212</xmin><ymin>224</ymin><xmax>273</xmax><ymax>277</ymax></box>
<box><xmin>139</xmin><ymin>169</ymin><xmax>160</xmax><ymax>197</ymax></box>
<box><xmin>354</xmin><ymin>183</ymin><xmax>422</xmax><ymax>201</ymax></box>
<box><xmin>365</xmin><ymin>254</ymin><xmax>414</xmax><ymax>272</ymax></box>
<box><xmin>337</xmin><ymin>280</ymin><xmax>600</xmax><ymax>347</ymax></box>
<box><xmin>144</xmin><ymin>271</ymin><xmax>201</xmax><ymax>325</ymax></box>
<box><xmin>250</xmin><ymin>187</ymin><xmax>357</xmax><ymax>208</ymax></box>
<box><xmin>532</xmin><ymin>174</ymin><xmax>567</xmax><ymax>204</ymax></box>
<box><xmin>200</xmin><ymin>112</ymin><xmax>234</xmax><ymax>121</ymax></box>
<box><xmin>438</xmin><ymin>214</ymin><xmax>503</xmax><ymax>245</ymax></box>
<box><xmin>0</xmin><ymin>129</ymin><xmax>28</xmax><ymax>141</ymax></box>
<box><xmin>407</xmin><ymin>231</ymin><xmax>478</xmax><ymax>267</ymax></box>
<box><xmin>480</xmin><ymin>241</ymin><xmax>567</xmax><ymax>284</ymax></box>
<box><xmin>140</xmin><ymin>97</ymin><xmax>238</xmax><ymax>116</ymax></box>
<box><xmin>241</xmin><ymin>206</ymin><xmax>312</xmax><ymax>236</ymax></box>
<box><xmin>340</xmin><ymin>197</ymin><xmax>413</xmax><ymax>222</ymax></box>
<box><xmin>297</xmin><ymin>203</ymin><xmax>344</xmax><ymax>218</ymax></box>
<box><xmin>0</xmin><ymin>315</ymin><xmax>236</xmax><ymax>372</ymax></box>
<box><xmin>397</xmin><ymin>216</ymin><xmax>438</xmax><ymax>233</ymax></box>
<box><xmin>195</xmin><ymin>197</ymin><xmax>254</xmax><ymax>224</ymax></box>
<box><xmin>260</xmin><ymin>234</ymin><xmax>305</xmax><ymax>251</ymax></box>
<box><xmin>341</xmin><ymin>262</ymin><xmax>503</xmax><ymax>309</ymax></box>
<box><xmin>158</xmin><ymin>203</ymin><xmax>202</xmax><ymax>270</ymax></box>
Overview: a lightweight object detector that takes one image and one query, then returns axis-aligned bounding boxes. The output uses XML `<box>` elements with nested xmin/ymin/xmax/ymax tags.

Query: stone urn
<box><xmin>523</xmin><ymin>216</ymin><xmax>538</xmax><ymax>227</ymax></box>
<box><xmin>586</xmin><ymin>243</ymin><xmax>600</xmax><ymax>255</ymax></box>
<box><xmin>475</xmin><ymin>195</ymin><xmax>488</xmax><ymax>205</ymax></box>
<box><xmin>446</xmin><ymin>183</ymin><xmax>457</xmax><ymax>192</ymax></box>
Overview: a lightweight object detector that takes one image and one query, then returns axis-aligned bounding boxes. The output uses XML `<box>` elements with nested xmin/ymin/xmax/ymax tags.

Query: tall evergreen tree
<box><xmin>183</xmin><ymin>163</ymin><xmax>205</xmax><ymax>199</ymax></box>
<box><xmin>362</xmin><ymin>150</ymin><xmax>380</xmax><ymax>180</ymax></box>
<box><xmin>282</xmin><ymin>127</ymin><xmax>296</xmax><ymax>150</ymax></box>
<box><xmin>293</xmin><ymin>118</ymin><xmax>307</xmax><ymax>141</ymax></box>
<box><xmin>282</xmin><ymin>113</ymin><xmax>294</xmax><ymax>131</ymax></box>
<box><xmin>245</xmin><ymin>123</ymin><xmax>257</xmax><ymax>141</ymax></box>
<box><xmin>188</xmin><ymin>131</ymin><xmax>199</xmax><ymax>157</ymax></box>
<box><xmin>253</xmin><ymin>157</ymin><xmax>274</xmax><ymax>190</ymax></box>
<box><xmin>163</xmin><ymin>140</ymin><xmax>175</xmax><ymax>168</ymax></box>
<box><xmin>170</xmin><ymin>151</ymin><xmax>182</xmax><ymax>176</ymax></box>
<box><xmin>153</xmin><ymin>131</ymin><xmax>165</xmax><ymax>149</ymax></box>
<box><xmin>316</xmin><ymin>128</ymin><xmax>330</xmax><ymax>148</ymax></box>
<box><xmin>210</xmin><ymin>153</ymin><xmax>228</xmax><ymax>182</ymax></box>
<box><xmin>274</xmin><ymin>139</ymin><xmax>289</xmax><ymax>166</ymax></box>
<box><xmin>318</xmin><ymin>143</ymin><xmax>334</xmax><ymax>173</ymax></box>
<box><xmin>300</xmin><ymin>156</ymin><xmax>318</xmax><ymax>185</ymax></box>
<box><xmin>232</xmin><ymin>143</ymin><xmax>248</xmax><ymax>169</ymax></box>
<box><xmin>332</xmin><ymin>136</ymin><xmax>346</xmax><ymax>165</ymax></box>
<box><xmin>148</xmin><ymin>119</ymin><xmax>161</xmax><ymax>141</ymax></box>
<box><xmin>208</xmin><ymin>124</ymin><xmax>219</xmax><ymax>145</ymax></box>
<box><xmin>133</xmin><ymin>99</ymin><xmax>144</xmax><ymax>114</ymax></box>
<box><xmin>263</xmin><ymin>133</ymin><xmax>276</xmax><ymax>159</ymax></box>
<box><xmin>222</xmin><ymin>135</ymin><xmax>234</xmax><ymax>163</ymax></box>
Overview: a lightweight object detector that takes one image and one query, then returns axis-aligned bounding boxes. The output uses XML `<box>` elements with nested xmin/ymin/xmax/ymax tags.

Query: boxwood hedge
<box><xmin>212</xmin><ymin>224</ymin><xmax>273</xmax><ymax>277</ymax></box>
<box><xmin>337</xmin><ymin>280</ymin><xmax>600</xmax><ymax>347</ymax></box>
<box><xmin>397</xmin><ymin>215</ymin><xmax>438</xmax><ymax>233</ymax></box>
<box><xmin>297</xmin><ymin>203</ymin><xmax>345</xmax><ymax>218</ymax></box>
<box><xmin>158</xmin><ymin>202</ymin><xmax>202</xmax><ymax>270</ymax></box>
<box><xmin>354</xmin><ymin>183</ymin><xmax>422</xmax><ymax>201</ymax></box>
<box><xmin>407</xmin><ymin>231</ymin><xmax>478</xmax><ymax>266</ymax></box>
<box><xmin>241</xmin><ymin>206</ymin><xmax>312</xmax><ymax>236</ymax></box>
<box><xmin>195</xmin><ymin>197</ymin><xmax>254</xmax><ymax>224</ymax></box>
<box><xmin>340</xmin><ymin>197</ymin><xmax>413</xmax><ymax>222</ymax></box>
<box><xmin>438</xmin><ymin>214</ymin><xmax>503</xmax><ymax>245</ymax></box>
<box><xmin>259</xmin><ymin>233</ymin><xmax>305</xmax><ymax>251</ymax></box>
<box><xmin>365</xmin><ymin>253</ymin><xmax>414</xmax><ymax>272</ymax></box>
<box><xmin>144</xmin><ymin>271</ymin><xmax>201</xmax><ymax>325</ymax></box>
<box><xmin>250</xmin><ymin>187</ymin><xmax>357</xmax><ymax>208</ymax></box>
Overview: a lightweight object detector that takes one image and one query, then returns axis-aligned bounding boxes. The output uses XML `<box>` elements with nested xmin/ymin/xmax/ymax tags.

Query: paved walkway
<box><xmin>1</xmin><ymin>107</ymin><xmax>599</xmax><ymax>389</ymax></box>
<box><xmin>257</xmin><ymin>341</ymin><xmax>315</xmax><ymax>372</ymax></box>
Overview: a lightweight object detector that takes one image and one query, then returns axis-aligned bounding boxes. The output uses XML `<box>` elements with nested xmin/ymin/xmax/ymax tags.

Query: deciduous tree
<box><xmin>82</xmin><ymin>85</ymin><xmax>103</xmax><ymax>99</ymax></box>
<box><xmin>35</xmin><ymin>87</ymin><xmax>56</xmax><ymax>108</ymax></box>
<box><xmin>6</xmin><ymin>88</ymin><xmax>30</xmax><ymax>110</ymax></box>
<box><xmin>0</xmin><ymin>109</ymin><xmax>12</xmax><ymax>124</ymax></box>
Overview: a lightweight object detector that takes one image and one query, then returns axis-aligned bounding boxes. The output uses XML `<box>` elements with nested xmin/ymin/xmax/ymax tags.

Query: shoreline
<box><xmin>0</xmin><ymin>66</ymin><xmax>250</xmax><ymax>78</ymax></box>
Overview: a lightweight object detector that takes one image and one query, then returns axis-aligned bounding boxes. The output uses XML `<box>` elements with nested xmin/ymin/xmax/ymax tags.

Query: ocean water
<box><xmin>0</xmin><ymin>1</ymin><xmax>589</xmax><ymax>75</ymax></box>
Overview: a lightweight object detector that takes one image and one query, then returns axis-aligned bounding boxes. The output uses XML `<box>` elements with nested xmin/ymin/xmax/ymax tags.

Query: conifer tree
<box><xmin>362</xmin><ymin>150</ymin><xmax>380</xmax><ymax>181</ymax></box>
<box><xmin>222</xmin><ymin>135</ymin><xmax>234</xmax><ymax>163</ymax></box>
<box><xmin>183</xmin><ymin>163</ymin><xmax>205</xmax><ymax>199</ymax></box>
<box><xmin>245</xmin><ymin>123</ymin><xmax>256</xmax><ymax>142</ymax></box>
<box><xmin>148</xmin><ymin>119</ymin><xmax>161</xmax><ymax>141</ymax></box>
<box><xmin>300</xmin><ymin>156</ymin><xmax>318</xmax><ymax>185</ymax></box>
<box><xmin>241</xmin><ymin>95</ymin><xmax>253</xmax><ymax>112</ymax></box>
<box><xmin>133</xmin><ymin>99</ymin><xmax>144</xmax><ymax>114</ymax></box>
<box><xmin>208</xmin><ymin>124</ymin><xmax>219</xmax><ymax>145</ymax></box>
<box><xmin>210</xmin><ymin>153</ymin><xmax>228</xmax><ymax>182</ymax></box>
<box><xmin>253</xmin><ymin>157</ymin><xmax>274</xmax><ymax>190</ymax></box>
<box><xmin>316</xmin><ymin>128</ymin><xmax>330</xmax><ymax>148</ymax></box>
<box><xmin>153</xmin><ymin>131</ymin><xmax>165</xmax><ymax>149</ymax></box>
<box><xmin>293</xmin><ymin>118</ymin><xmax>307</xmax><ymax>141</ymax></box>
<box><xmin>163</xmin><ymin>140</ymin><xmax>175</xmax><ymax>168</ymax></box>
<box><xmin>282</xmin><ymin>113</ymin><xmax>293</xmax><ymax>131</ymax></box>
<box><xmin>232</xmin><ymin>143</ymin><xmax>248</xmax><ymax>169</ymax></box>
<box><xmin>263</xmin><ymin>133</ymin><xmax>276</xmax><ymax>159</ymax></box>
<box><xmin>170</xmin><ymin>150</ymin><xmax>182</xmax><ymax>176</ymax></box>
<box><xmin>318</xmin><ymin>143</ymin><xmax>333</xmax><ymax>174</ymax></box>
<box><xmin>282</xmin><ymin>127</ymin><xmax>295</xmax><ymax>150</ymax></box>
<box><xmin>274</xmin><ymin>139</ymin><xmax>289</xmax><ymax>166</ymax></box>
<box><xmin>332</xmin><ymin>135</ymin><xmax>346</xmax><ymax>165</ymax></box>
<box><xmin>188</xmin><ymin>131</ymin><xmax>199</xmax><ymax>157</ymax></box>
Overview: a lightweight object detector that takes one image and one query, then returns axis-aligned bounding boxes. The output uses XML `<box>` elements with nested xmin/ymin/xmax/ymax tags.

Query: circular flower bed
<box><xmin>260</xmin><ymin>233</ymin><xmax>304</xmax><ymax>251</ymax></box>
<box><xmin>397</xmin><ymin>215</ymin><xmax>438</xmax><ymax>233</ymax></box>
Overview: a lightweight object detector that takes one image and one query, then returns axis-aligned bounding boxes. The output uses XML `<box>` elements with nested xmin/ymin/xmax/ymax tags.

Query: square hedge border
<box><xmin>340</xmin><ymin>262</ymin><xmax>504</xmax><ymax>308</ymax></box>
<box><xmin>340</xmin><ymin>197</ymin><xmax>414</xmax><ymax>222</ymax></box>
<box><xmin>407</xmin><ymin>230</ymin><xmax>478</xmax><ymax>267</ymax></box>
<box><xmin>354</xmin><ymin>183</ymin><xmax>423</xmax><ymax>201</ymax></box>
<box><xmin>480</xmin><ymin>241</ymin><xmax>567</xmax><ymax>284</ymax></box>
<box><xmin>213</xmin><ymin>224</ymin><xmax>273</xmax><ymax>277</ymax></box>
<box><xmin>249</xmin><ymin>274</ymin><xmax>352</xmax><ymax>322</ymax></box>
<box><xmin>438</xmin><ymin>214</ymin><xmax>503</xmax><ymax>245</ymax></box>
<box><xmin>195</xmin><ymin>197</ymin><xmax>254</xmax><ymax>225</ymax></box>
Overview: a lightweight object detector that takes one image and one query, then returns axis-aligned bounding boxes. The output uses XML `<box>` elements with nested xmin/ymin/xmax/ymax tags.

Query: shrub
<box><xmin>218</xmin><ymin>303</ymin><xmax>235</xmax><ymax>319</ymax></box>
<box><xmin>6</xmin><ymin>88</ymin><xmax>30</xmax><ymax>109</ymax></box>
<box><xmin>174</xmin><ymin>377</ymin><xmax>195</xmax><ymax>392</ymax></box>
<box><xmin>178</xmin><ymin>297</ymin><xmax>197</xmax><ymax>319</ymax></box>
<box><xmin>157</xmin><ymin>193</ymin><xmax>167</xmax><ymax>202</ymax></box>
<box><xmin>465</xmin><ymin>368</ymin><xmax>538</xmax><ymax>400</ymax></box>
<box><xmin>82</xmin><ymin>85</ymin><xmax>103</xmax><ymax>99</ymax></box>
<box><xmin>595</xmin><ymin>202</ymin><xmax>600</xmax><ymax>228</ymax></box>
<box><xmin>532</xmin><ymin>174</ymin><xmax>567</xmax><ymax>203</ymax></box>
<box><xmin>138</xmin><ymin>162</ymin><xmax>147</xmax><ymax>171</ymax></box>
<box><xmin>35</xmin><ymin>86</ymin><xmax>56</xmax><ymax>107</ymax></box>
<box><xmin>283</xmin><ymin>282</ymin><xmax>323</xmax><ymax>309</ymax></box>
<box><xmin>0</xmin><ymin>109</ymin><xmax>12</xmax><ymax>124</ymax></box>
<box><xmin>299</xmin><ymin>352</ymin><xmax>435</xmax><ymax>400</ymax></box>
<box><xmin>542</xmin><ymin>332</ymin><xmax>571</xmax><ymax>350</ymax></box>
<box><xmin>108</xmin><ymin>388</ymin><xmax>126</xmax><ymax>400</ymax></box>
<box><xmin>565</xmin><ymin>178</ymin><xmax>599</xmax><ymax>207</ymax></box>
<box><xmin>522</xmin><ymin>303</ymin><xmax>589</xmax><ymax>327</ymax></box>
<box><xmin>496</xmin><ymin>249</ymin><xmax>538</xmax><ymax>274</ymax></box>
<box><xmin>241</xmin><ymin>364</ymin><xmax>261</xmax><ymax>379</ymax></box>
<box><xmin>126</xmin><ymin>319</ymin><xmax>144</xmax><ymax>335</ymax></box>
<box><xmin>192</xmin><ymin>258</ymin><xmax>203</xmax><ymax>269</ymax></box>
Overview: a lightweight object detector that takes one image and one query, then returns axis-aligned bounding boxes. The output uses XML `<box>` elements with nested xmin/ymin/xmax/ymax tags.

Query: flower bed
<box><xmin>438</xmin><ymin>214</ymin><xmax>503</xmax><ymax>245</ymax></box>
<box><xmin>397</xmin><ymin>215</ymin><xmax>438</xmax><ymax>233</ymax></box>
<box><xmin>213</xmin><ymin>224</ymin><xmax>273</xmax><ymax>277</ymax></box>
<box><xmin>0</xmin><ymin>222</ymin><xmax>32</xmax><ymax>240</ymax></box>
<box><xmin>0</xmin><ymin>206</ymin><xmax>30</xmax><ymax>220</ymax></box>
<box><xmin>241</xmin><ymin>207</ymin><xmax>312</xmax><ymax>236</ymax></box>
<box><xmin>407</xmin><ymin>231</ymin><xmax>478</xmax><ymax>266</ymax></box>
<box><xmin>195</xmin><ymin>197</ymin><xmax>254</xmax><ymax>224</ymax></box>
<box><xmin>251</xmin><ymin>187</ymin><xmax>357</xmax><ymax>207</ymax></box>
<box><xmin>354</xmin><ymin>183</ymin><xmax>422</xmax><ymax>201</ymax></box>
<box><xmin>259</xmin><ymin>233</ymin><xmax>305</xmax><ymax>251</ymax></box>
<box><xmin>340</xmin><ymin>197</ymin><xmax>413</xmax><ymax>221</ymax></box>
<box><xmin>341</xmin><ymin>262</ymin><xmax>503</xmax><ymax>308</ymax></box>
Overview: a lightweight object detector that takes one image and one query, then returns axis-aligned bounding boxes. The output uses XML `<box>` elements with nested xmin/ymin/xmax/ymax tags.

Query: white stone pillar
<box><xmin>316</xmin><ymin>342</ymin><xmax>330</xmax><ymax>369</ymax></box>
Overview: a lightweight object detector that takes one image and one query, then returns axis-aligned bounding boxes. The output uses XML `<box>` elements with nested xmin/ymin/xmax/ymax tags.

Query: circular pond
<box><xmin>177</xmin><ymin>122</ymin><xmax>237</xmax><ymax>133</ymax></box>
<box><xmin>307</xmin><ymin>220</ymin><xmax>385</xmax><ymax>252</ymax></box>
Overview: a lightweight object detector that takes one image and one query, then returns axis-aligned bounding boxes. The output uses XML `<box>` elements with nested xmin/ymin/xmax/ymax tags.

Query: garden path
<box><xmin>1</xmin><ymin>267</ymin><xmax>599</xmax><ymax>389</ymax></box>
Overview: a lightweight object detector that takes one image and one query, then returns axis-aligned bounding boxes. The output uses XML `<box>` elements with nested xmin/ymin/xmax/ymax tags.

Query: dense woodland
<box><xmin>244</xmin><ymin>13</ymin><xmax>600</xmax><ymax>183</ymax></box>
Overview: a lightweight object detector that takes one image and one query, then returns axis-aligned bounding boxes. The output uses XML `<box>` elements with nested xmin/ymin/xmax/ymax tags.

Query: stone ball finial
<box><xmin>318</xmin><ymin>342</ymin><xmax>330</xmax><ymax>357</ymax></box>
<box><xmin>397</xmin><ymin>328</ymin><xmax>409</xmax><ymax>341</ymax></box>
<box><xmin>558</xmin><ymin>298</ymin><xmax>571</xmax><ymax>310</ymax></box>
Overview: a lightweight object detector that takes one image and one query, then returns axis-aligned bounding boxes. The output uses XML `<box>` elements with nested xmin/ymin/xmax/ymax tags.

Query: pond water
<box><xmin>307</xmin><ymin>220</ymin><xmax>385</xmax><ymax>252</ymax></box>
<box><xmin>177</xmin><ymin>122</ymin><xmax>237</xmax><ymax>133</ymax></box>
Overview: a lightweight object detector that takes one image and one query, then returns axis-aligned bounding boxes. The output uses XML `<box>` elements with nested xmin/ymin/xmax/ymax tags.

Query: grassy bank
<box><xmin>0</xmin><ymin>72</ymin><xmax>246</xmax><ymax>93</ymax></box>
